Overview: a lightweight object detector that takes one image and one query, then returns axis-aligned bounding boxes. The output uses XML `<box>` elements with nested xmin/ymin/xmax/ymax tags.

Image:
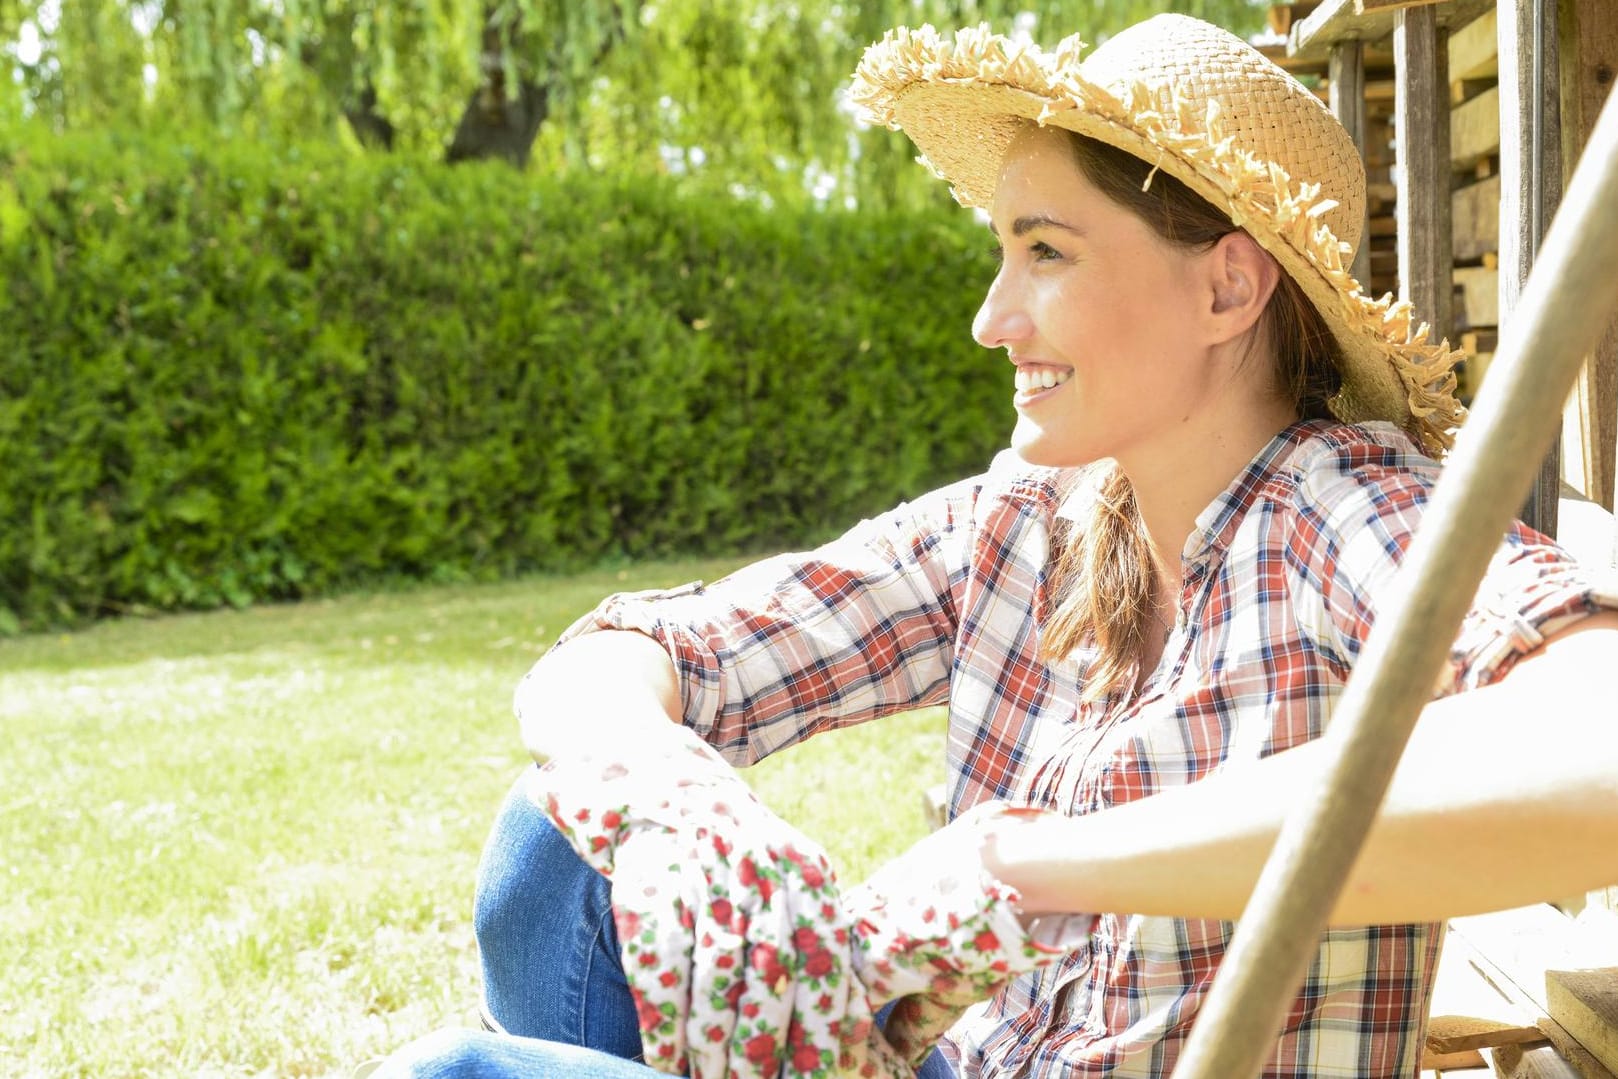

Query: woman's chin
<box><xmin>1010</xmin><ymin>425</ymin><xmax>1092</xmax><ymax>469</ymax></box>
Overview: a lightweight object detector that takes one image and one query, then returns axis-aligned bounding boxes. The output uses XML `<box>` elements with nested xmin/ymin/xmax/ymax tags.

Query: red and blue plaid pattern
<box><xmin>554</xmin><ymin>420</ymin><xmax>1607</xmax><ymax>1078</ymax></box>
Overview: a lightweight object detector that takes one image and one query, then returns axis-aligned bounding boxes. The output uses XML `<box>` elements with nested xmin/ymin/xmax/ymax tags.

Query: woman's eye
<box><xmin>984</xmin><ymin>239</ymin><xmax>1061</xmax><ymax>265</ymax></box>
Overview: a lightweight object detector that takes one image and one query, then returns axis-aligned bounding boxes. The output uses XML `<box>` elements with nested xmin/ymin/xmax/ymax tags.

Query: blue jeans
<box><xmin>374</xmin><ymin>768</ymin><xmax>952</xmax><ymax>1077</ymax></box>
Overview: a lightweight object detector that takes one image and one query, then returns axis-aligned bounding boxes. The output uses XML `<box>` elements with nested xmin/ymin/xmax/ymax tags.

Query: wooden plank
<box><xmin>1485</xmin><ymin>1043</ymin><xmax>1584</xmax><ymax>1078</ymax></box>
<box><xmin>1537</xmin><ymin>1013</ymin><xmax>1618</xmax><ymax>1079</ymax></box>
<box><xmin>1445</xmin><ymin>905</ymin><xmax>1618</xmax><ymax>1079</ymax></box>
<box><xmin>1424</xmin><ymin>1043</ymin><xmax>1489</xmax><ymax>1069</ymax></box>
<box><xmin>1455</xmin><ymin>265</ymin><xmax>1500</xmax><ymax>328</ymax></box>
<box><xmin>1447</xmin><ymin>916</ymin><xmax>1618</xmax><ymax>1079</ymax></box>
<box><xmin>1320</xmin><ymin>78</ymin><xmax>1397</xmax><ymax>108</ymax></box>
<box><xmin>1429</xmin><ymin>931</ymin><xmax>1546</xmax><ymax>1054</ymax></box>
<box><xmin>1452</xmin><ymin>85</ymin><xmax>1503</xmax><ymax>170</ymax></box>
<box><xmin>1290</xmin><ymin>0</ymin><xmax>1495</xmax><ymax>63</ymax></box>
<box><xmin>1449</xmin><ymin>8</ymin><xmax>1500</xmax><ymax>81</ymax></box>
<box><xmin>1445</xmin><ymin>906</ymin><xmax>1618</xmax><ymax>1017</ymax></box>
<box><xmin>1565</xmin><ymin>329</ymin><xmax>1618</xmax><ymax>513</ymax></box>
<box><xmin>1455</xmin><ymin>77</ymin><xmax>1500</xmax><ymax>107</ymax></box>
<box><xmin>1462</xmin><ymin>351</ymin><xmax>1494</xmax><ymax>398</ymax></box>
<box><xmin>1261</xmin><ymin>40</ymin><xmax>1397</xmax><ymax>76</ymax></box>
<box><xmin>1454</xmin><ymin>174</ymin><xmax>1502</xmax><ymax>262</ymax></box>
<box><xmin>1545</xmin><ymin>969</ymin><xmax>1618</xmax><ymax>1074</ymax></box>
<box><xmin>1559</xmin><ymin>0</ymin><xmax>1618</xmax><ymax>511</ymax></box>
<box><xmin>1394</xmin><ymin>5</ymin><xmax>1453</xmax><ymax>338</ymax></box>
<box><xmin>1356</xmin><ymin>0</ymin><xmax>1446</xmax><ymax>13</ymax></box>
<box><xmin>1329</xmin><ymin>40</ymin><xmax>1374</xmax><ymax>288</ymax></box>
<box><xmin>1498</xmin><ymin>0</ymin><xmax>1564</xmax><ymax>534</ymax></box>
<box><xmin>1432</xmin><ymin>1015</ymin><xmax>1545</xmax><ymax>1055</ymax></box>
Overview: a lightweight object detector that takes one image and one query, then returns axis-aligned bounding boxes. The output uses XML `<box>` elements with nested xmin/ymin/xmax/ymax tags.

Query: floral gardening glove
<box><xmin>535</xmin><ymin>725</ymin><xmax>913</xmax><ymax>1079</ymax></box>
<box><xmin>844</xmin><ymin>803</ymin><xmax>1096</xmax><ymax>1065</ymax></box>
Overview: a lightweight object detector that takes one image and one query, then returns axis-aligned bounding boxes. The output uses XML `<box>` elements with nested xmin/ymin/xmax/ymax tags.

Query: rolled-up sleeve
<box><xmin>546</xmin><ymin>478</ymin><xmax>992</xmax><ymax>765</ymax></box>
<box><xmin>1443</xmin><ymin>525</ymin><xmax>1615</xmax><ymax>691</ymax></box>
<box><xmin>1285</xmin><ymin>431</ymin><xmax>1614</xmax><ymax>693</ymax></box>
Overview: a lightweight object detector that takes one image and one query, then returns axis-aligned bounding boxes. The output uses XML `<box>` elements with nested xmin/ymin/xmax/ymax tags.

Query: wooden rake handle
<box><xmin>1172</xmin><ymin>80</ymin><xmax>1618</xmax><ymax>1079</ymax></box>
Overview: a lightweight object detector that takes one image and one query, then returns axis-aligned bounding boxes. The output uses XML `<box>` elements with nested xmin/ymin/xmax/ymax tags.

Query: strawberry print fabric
<box><xmin>536</xmin><ymin>727</ymin><xmax>1085</xmax><ymax>1076</ymax></box>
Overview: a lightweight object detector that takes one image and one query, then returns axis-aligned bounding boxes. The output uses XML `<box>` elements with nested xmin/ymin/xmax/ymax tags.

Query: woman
<box><xmin>376</xmin><ymin>14</ymin><xmax>1618</xmax><ymax>1078</ymax></box>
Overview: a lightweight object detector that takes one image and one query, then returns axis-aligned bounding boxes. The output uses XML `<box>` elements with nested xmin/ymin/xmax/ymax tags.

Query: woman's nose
<box><xmin>972</xmin><ymin>272</ymin><xmax>1033</xmax><ymax>350</ymax></box>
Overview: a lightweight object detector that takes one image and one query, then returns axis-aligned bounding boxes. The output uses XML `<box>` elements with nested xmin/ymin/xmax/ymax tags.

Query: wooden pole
<box><xmin>1500</xmin><ymin>0</ymin><xmax>1564</xmax><ymax>535</ymax></box>
<box><xmin>1561</xmin><ymin>0</ymin><xmax>1618</xmax><ymax>512</ymax></box>
<box><xmin>1172</xmin><ymin>82</ymin><xmax>1618</xmax><ymax>1079</ymax></box>
<box><xmin>1329</xmin><ymin>40</ymin><xmax>1375</xmax><ymax>290</ymax></box>
<box><xmin>1393</xmin><ymin>6</ymin><xmax>1453</xmax><ymax>340</ymax></box>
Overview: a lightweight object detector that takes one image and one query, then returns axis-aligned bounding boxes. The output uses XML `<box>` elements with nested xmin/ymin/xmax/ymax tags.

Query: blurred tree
<box><xmin>0</xmin><ymin>1</ymin><xmax>1265</xmax><ymax>205</ymax></box>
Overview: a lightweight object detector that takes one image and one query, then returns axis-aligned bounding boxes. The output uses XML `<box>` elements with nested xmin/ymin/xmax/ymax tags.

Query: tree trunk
<box><xmin>445</xmin><ymin>78</ymin><xmax>550</xmax><ymax>167</ymax></box>
<box><xmin>343</xmin><ymin>84</ymin><xmax>396</xmax><ymax>151</ymax></box>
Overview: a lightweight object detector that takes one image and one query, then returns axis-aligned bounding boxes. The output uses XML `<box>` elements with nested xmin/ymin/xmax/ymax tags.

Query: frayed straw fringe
<box><xmin>850</xmin><ymin>25</ymin><xmax>1465</xmax><ymax>455</ymax></box>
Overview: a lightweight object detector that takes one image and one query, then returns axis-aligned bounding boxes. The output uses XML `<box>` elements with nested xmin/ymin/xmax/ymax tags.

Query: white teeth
<box><xmin>1015</xmin><ymin>367</ymin><xmax>1072</xmax><ymax>392</ymax></box>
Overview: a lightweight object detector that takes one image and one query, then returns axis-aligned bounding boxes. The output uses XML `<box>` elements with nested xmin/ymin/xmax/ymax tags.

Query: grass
<box><xmin>0</xmin><ymin>558</ymin><xmax>945</xmax><ymax>1078</ymax></box>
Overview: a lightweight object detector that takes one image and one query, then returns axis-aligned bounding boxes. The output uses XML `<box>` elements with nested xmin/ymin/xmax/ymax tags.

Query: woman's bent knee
<box><xmin>369</xmin><ymin>1028</ymin><xmax>495</xmax><ymax>1078</ymax></box>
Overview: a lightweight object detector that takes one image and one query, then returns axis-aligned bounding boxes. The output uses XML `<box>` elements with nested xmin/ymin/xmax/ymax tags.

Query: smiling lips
<box><xmin>1013</xmin><ymin>365</ymin><xmax>1073</xmax><ymax>396</ymax></box>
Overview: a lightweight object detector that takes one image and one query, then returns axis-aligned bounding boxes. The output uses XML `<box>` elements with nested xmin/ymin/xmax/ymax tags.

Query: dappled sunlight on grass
<box><xmin>1</xmin><ymin>557</ymin><xmax>945</xmax><ymax>1076</ymax></box>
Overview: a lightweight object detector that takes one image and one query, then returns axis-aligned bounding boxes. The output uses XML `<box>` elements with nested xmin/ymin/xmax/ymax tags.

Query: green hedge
<box><xmin>0</xmin><ymin>125</ymin><xmax>1010</xmax><ymax>632</ymax></box>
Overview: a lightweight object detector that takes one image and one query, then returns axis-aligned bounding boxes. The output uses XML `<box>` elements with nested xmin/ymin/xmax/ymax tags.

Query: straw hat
<box><xmin>849</xmin><ymin>14</ymin><xmax>1465</xmax><ymax>455</ymax></box>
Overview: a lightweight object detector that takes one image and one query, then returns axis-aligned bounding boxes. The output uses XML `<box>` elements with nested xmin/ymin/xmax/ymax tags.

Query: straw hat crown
<box><xmin>850</xmin><ymin>14</ymin><xmax>1464</xmax><ymax>456</ymax></box>
<box><xmin>1078</xmin><ymin>16</ymin><xmax>1367</xmax><ymax>254</ymax></box>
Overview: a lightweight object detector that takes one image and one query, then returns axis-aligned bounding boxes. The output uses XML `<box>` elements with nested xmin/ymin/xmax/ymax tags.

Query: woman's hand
<box><xmin>844</xmin><ymin>803</ymin><xmax>1095</xmax><ymax>1062</ymax></box>
<box><xmin>536</xmin><ymin>726</ymin><xmax>912</xmax><ymax>1079</ymax></box>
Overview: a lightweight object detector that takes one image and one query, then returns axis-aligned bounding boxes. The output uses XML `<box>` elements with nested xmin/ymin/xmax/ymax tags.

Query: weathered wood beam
<box><xmin>1485</xmin><ymin>1041</ymin><xmax>1597</xmax><ymax>1078</ymax></box>
<box><xmin>1455</xmin><ymin>265</ymin><xmax>1499</xmax><ymax>328</ymax></box>
<box><xmin>1394</xmin><ymin>5</ymin><xmax>1452</xmax><ymax>341</ymax></box>
<box><xmin>1290</xmin><ymin>0</ymin><xmax>1494</xmax><ymax>63</ymax></box>
<box><xmin>1355</xmin><ymin>0</ymin><xmax>1444</xmax><ymax>14</ymax></box>
<box><xmin>1450</xmin><ymin>7</ymin><xmax>1500</xmax><ymax>81</ymax></box>
<box><xmin>1328</xmin><ymin>41</ymin><xmax>1374</xmax><ymax>289</ymax></box>
<box><xmin>1545</xmin><ymin>968</ymin><xmax>1618</xmax><ymax>1074</ymax></box>
<box><xmin>1499</xmin><ymin>0</ymin><xmax>1563</xmax><ymax>534</ymax></box>
<box><xmin>1560</xmin><ymin>0</ymin><xmax>1618</xmax><ymax>511</ymax></box>
<box><xmin>1453</xmin><ymin>172</ymin><xmax>1501</xmax><ymax>262</ymax></box>
<box><xmin>1451</xmin><ymin>84</ymin><xmax>1502</xmax><ymax>169</ymax></box>
<box><xmin>1447</xmin><ymin>905</ymin><xmax>1618</xmax><ymax>1079</ymax></box>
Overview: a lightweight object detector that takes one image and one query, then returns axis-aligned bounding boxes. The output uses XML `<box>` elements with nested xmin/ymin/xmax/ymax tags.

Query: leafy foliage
<box><xmin>0</xmin><ymin>122</ymin><xmax>1009</xmax><ymax>631</ymax></box>
<box><xmin>0</xmin><ymin>1</ymin><xmax>1268</xmax><ymax>204</ymax></box>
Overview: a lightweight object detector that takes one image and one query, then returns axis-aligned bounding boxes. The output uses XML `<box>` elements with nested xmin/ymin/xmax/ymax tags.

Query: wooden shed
<box><xmin>1263</xmin><ymin>3</ymin><xmax>1617</xmax><ymax>1075</ymax></box>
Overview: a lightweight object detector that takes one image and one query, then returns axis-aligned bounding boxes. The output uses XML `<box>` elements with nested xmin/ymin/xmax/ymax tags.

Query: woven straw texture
<box><xmin>850</xmin><ymin>14</ymin><xmax>1465</xmax><ymax>455</ymax></box>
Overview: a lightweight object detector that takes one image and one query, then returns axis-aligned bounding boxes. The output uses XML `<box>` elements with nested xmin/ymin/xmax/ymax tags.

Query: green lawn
<box><xmin>0</xmin><ymin>559</ymin><xmax>945</xmax><ymax>1078</ymax></box>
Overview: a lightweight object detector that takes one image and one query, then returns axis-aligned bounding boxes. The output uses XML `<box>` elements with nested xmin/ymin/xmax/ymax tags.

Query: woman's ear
<box><xmin>1204</xmin><ymin>231</ymin><xmax>1280</xmax><ymax>344</ymax></box>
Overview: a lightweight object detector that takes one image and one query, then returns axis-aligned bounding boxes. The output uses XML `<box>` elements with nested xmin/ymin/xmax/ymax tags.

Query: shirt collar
<box><xmin>1183</xmin><ymin>419</ymin><xmax>1335</xmax><ymax>565</ymax></box>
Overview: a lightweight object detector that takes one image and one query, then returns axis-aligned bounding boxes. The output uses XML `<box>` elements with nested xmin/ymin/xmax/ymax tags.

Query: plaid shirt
<box><xmin>559</xmin><ymin>420</ymin><xmax>1608</xmax><ymax>1078</ymax></box>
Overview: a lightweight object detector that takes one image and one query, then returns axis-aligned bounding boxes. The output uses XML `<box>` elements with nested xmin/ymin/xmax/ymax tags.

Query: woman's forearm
<box><xmin>987</xmin><ymin>613</ymin><xmax>1618</xmax><ymax>926</ymax></box>
<box><xmin>515</xmin><ymin>629</ymin><xmax>686</xmax><ymax>764</ymax></box>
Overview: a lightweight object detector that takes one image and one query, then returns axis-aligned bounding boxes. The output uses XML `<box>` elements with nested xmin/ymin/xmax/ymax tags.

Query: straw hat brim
<box><xmin>851</xmin><ymin>26</ymin><xmax>1465</xmax><ymax>456</ymax></box>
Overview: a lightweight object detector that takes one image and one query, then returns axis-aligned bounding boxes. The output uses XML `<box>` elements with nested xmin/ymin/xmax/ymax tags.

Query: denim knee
<box><xmin>472</xmin><ymin>769</ymin><xmax>640</xmax><ymax>1057</ymax></box>
<box><xmin>370</xmin><ymin>1028</ymin><xmax>495</xmax><ymax>1079</ymax></box>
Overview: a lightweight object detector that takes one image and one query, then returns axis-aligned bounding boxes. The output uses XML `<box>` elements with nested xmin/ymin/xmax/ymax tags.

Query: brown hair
<box><xmin>1040</xmin><ymin>133</ymin><xmax>1342</xmax><ymax>700</ymax></box>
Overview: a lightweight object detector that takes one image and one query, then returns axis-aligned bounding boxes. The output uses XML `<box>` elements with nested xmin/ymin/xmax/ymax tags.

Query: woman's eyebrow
<box><xmin>987</xmin><ymin>213</ymin><xmax>1086</xmax><ymax>238</ymax></box>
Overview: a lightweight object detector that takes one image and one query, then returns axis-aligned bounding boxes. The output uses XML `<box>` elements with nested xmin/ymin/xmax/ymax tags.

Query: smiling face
<box><xmin>973</xmin><ymin>125</ymin><xmax>1231</xmax><ymax>469</ymax></box>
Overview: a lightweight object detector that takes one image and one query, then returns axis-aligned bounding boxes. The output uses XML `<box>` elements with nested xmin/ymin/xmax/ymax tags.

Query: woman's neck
<box><xmin>1122</xmin><ymin>400</ymin><xmax>1300</xmax><ymax>587</ymax></box>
